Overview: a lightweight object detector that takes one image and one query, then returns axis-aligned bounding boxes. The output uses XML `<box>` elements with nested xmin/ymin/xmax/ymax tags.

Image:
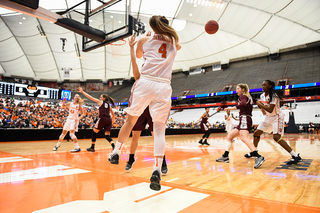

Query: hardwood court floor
<box><xmin>0</xmin><ymin>133</ymin><xmax>319</xmax><ymax>213</ymax></box>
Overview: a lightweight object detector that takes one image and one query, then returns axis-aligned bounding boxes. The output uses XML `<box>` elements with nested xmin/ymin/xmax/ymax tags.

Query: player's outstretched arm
<box><xmin>77</xmin><ymin>87</ymin><xmax>101</xmax><ymax>105</ymax></box>
<box><xmin>129</xmin><ymin>36</ymin><xmax>140</xmax><ymax>80</ymax></box>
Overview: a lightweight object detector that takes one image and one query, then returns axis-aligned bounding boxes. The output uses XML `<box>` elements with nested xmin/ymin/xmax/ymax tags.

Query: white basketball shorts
<box><xmin>125</xmin><ymin>75</ymin><xmax>172</xmax><ymax>124</ymax></box>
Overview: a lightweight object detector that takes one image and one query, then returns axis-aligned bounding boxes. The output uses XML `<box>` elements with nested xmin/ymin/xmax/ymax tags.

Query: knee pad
<box><xmin>59</xmin><ymin>133</ymin><xmax>66</xmax><ymax>140</ymax></box>
<box><xmin>105</xmin><ymin>135</ymin><xmax>113</xmax><ymax>142</ymax></box>
<box><xmin>69</xmin><ymin>133</ymin><xmax>76</xmax><ymax>139</ymax></box>
<box><xmin>253</xmin><ymin>135</ymin><xmax>260</xmax><ymax>139</ymax></box>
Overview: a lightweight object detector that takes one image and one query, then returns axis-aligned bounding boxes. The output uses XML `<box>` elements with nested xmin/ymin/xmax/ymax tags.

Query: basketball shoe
<box><xmin>150</xmin><ymin>170</ymin><xmax>161</xmax><ymax>191</ymax></box>
<box><xmin>287</xmin><ymin>154</ymin><xmax>302</xmax><ymax>165</ymax></box>
<box><xmin>254</xmin><ymin>156</ymin><xmax>265</xmax><ymax>169</ymax></box>
<box><xmin>70</xmin><ymin>147</ymin><xmax>81</xmax><ymax>152</ymax></box>
<box><xmin>202</xmin><ymin>139</ymin><xmax>210</xmax><ymax>146</ymax></box>
<box><xmin>161</xmin><ymin>161</ymin><xmax>168</xmax><ymax>174</ymax></box>
<box><xmin>53</xmin><ymin>144</ymin><xmax>60</xmax><ymax>151</ymax></box>
<box><xmin>86</xmin><ymin>147</ymin><xmax>95</xmax><ymax>152</ymax></box>
<box><xmin>125</xmin><ymin>159</ymin><xmax>135</xmax><ymax>170</ymax></box>
<box><xmin>109</xmin><ymin>153</ymin><xmax>119</xmax><ymax>164</ymax></box>
<box><xmin>216</xmin><ymin>156</ymin><xmax>229</xmax><ymax>163</ymax></box>
<box><xmin>198</xmin><ymin>139</ymin><xmax>203</xmax><ymax>145</ymax></box>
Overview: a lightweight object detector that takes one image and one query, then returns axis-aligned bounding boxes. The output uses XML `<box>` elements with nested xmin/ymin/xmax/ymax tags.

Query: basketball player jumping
<box><xmin>108</xmin><ymin>15</ymin><xmax>181</xmax><ymax>191</ymax></box>
<box><xmin>216</xmin><ymin>84</ymin><xmax>265</xmax><ymax>169</ymax></box>
<box><xmin>53</xmin><ymin>94</ymin><xmax>85</xmax><ymax>152</ymax></box>
<box><xmin>77</xmin><ymin>87</ymin><xmax>115</xmax><ymax>152</ymax></box>
<box><xmin>248</xmin><ymin>80</ymin><xmax>302</xmax><ymax>165</ymax></box>
<box><xmin>125</xmin><ymin>35</ymin><xmax>168</xmax><ymax>173</ymax></box>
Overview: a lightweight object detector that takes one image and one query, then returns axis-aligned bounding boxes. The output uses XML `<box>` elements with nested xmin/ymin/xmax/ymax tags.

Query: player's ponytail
<box><xmin>149</xmin><ymin>15</ymin><xmax>179</xmax><ymax>44</ymax></box>
<box><xmin>102</xmin><ymin>94</ymin><xmax>115</xmax><ymax>106</ymax></box>
<box><xmin>237</xmin><ymin>83</ymin><xmax>251</xmax><ymax>98</ymax></box>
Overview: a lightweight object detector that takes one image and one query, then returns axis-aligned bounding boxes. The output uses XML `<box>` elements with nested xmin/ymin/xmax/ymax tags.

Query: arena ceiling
<box><xmin>0</xmin><ymin>0</ymin><xmax>319</xmax><ymax>82</ymax></box>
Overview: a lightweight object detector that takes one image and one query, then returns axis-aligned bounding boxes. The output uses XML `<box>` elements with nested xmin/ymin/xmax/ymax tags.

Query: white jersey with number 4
<box><xmin>68</xmin><ymin>103</ymin><xmax>80</xmax><ymax>120</ymax></box>
<box><xmin>141</xmin><ymin>34</ymin><xmax>177</xmax><ymax>80</ymax></box>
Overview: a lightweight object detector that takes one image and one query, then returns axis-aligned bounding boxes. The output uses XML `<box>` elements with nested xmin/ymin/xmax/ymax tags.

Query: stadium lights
<box><xmin>186</xmin><ymin>0</ymin><xmax>224</xmax><ymax>8</ymax></box>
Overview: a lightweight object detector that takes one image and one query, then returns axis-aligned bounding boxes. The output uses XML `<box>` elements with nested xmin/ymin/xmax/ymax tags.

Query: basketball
<box><xmin>205</xmin><ymin>20</ymin><xmax>219</xmax><ymax>34</ymax></box>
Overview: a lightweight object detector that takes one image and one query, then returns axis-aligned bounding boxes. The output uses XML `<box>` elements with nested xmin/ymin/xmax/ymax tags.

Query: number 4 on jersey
<box><xmin>158</xmin><ymin>43</ymin><xmax>167</xmax><ymax>58</ymax></box>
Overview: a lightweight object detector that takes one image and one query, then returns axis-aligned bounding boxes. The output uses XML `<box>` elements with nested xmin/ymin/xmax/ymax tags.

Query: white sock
<box><xmin>290</xmin><ymin>150</ymin><xmax>298</xmax><ymax>157</ymax></box>
<box><xmin>114</xmin><ymin>141</ymin><xmax>124</xmax><ymax>154</ymax></box>
<box><xmin>74</xmin><ymin>143</ymin><xmax>79</xmax><ymax>149</ymax></box>
<box><xmin>153</xmin><ymin>157</ymin><xmax>163</xmax><ymax>173</ymax></box>
<box><xmin>56</xmin><ymin>142</ymin><xmax>61</xmax><ymax>146</ymax></box>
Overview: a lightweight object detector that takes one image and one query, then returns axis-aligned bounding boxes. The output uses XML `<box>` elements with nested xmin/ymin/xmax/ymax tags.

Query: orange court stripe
<box><xmin>134</xmin><ymin>188</ymin><xmax>175</xmax><ymax>203</ymax></box>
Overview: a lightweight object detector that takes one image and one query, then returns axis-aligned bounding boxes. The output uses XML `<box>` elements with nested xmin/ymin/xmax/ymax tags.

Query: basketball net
<box><xmin>108</xmin><ymin>39</ymin><xmax>126</xmax><ymax>59</ymax></box>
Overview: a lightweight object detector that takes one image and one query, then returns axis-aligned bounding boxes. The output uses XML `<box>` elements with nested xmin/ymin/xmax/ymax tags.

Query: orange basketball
<box><xmin>205</xmin><ymin>20</ymin><xmax>219</xmax><ymax>34</ymax></box>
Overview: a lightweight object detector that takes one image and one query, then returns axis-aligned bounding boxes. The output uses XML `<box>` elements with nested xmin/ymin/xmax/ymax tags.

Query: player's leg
<box><xmin>69</xmin><ymin>129</ymin><xmax>81</xmax><ymax>152</ymax></box>
<box><xmin>202</xmin><ymin>129</ymin><xmax>211</xmax><ymax>145</ymax></box>
<box><xmin>148</xmin><ymin>82</ymin><xmax>171</xmax><ymax>191</ymax></box>
<box><xmin>109</xmin><ymin>114</ymin><xmax>139</xmax><ymax>164</ymax></box>
<box><xmin>87</xmin><ymin>128</ymin><xmax>100</xmax><ymax>152</ymax></box>
<box><xmin>125</xmin><ymin>130</ymin><xmax>141</xmax><ymax>170</ymax></box>
<box><xmin>216</xmin><ymin>128</ymin><xmax>239</xmax><ymax>163</ymax></box>
<box><xmin>53</xmin><ymin>129</ymin><xmax>68</xmax><ymax>151</ymax></box>
<box><xmin>104</xmin><ymin>131</ymin><xmax>115</xmax><ymax>150</ymax></box>
<box><xmin>273</xmin><ymin>134</ymin><xmax>302</xmax><ymax>165</ymax></box>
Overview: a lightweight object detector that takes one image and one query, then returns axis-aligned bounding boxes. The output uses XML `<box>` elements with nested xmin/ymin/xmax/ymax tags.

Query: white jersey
<box><xmin>141</xmin><ymin>34</ymin><xmax>177</xmax><ymax>80</ymax></box>
<box><xmin>67</xmin><ymin>102</ymin><xmax>80</xmax><ymax>120</ymax></box>
<box><xmin>260</xmin><ymin>93</ymin><xmax>282</xmax><ymax>117</ymax></box>
<box><xmin>226</xmin><ymin>114</ymin><xmax>232</xmax><ymax>124</ymax></box>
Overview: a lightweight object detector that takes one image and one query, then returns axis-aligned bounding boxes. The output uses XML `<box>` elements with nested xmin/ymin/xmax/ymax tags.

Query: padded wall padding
<box><xmin>55</xmin><ymin>18</ymin><xmax>105</xmax><ymax>42</ymax></box>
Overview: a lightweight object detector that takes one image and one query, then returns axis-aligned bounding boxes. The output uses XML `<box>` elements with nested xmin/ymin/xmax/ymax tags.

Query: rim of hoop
<box><xmin>109</xmin><ymin>39</ymin><xmax>126</xmax><ymax>46</ymax></box>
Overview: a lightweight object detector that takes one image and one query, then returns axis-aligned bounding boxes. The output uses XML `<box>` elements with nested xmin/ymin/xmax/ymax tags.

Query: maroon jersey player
<box><xmin>216</xmin><ymin>84</ymin><xmax>265</xmax><ymax>169</ymax></box>
<box><xmin>78</xmin><ymin>87</ymin><xmax>115</xmax><ymax>152</ymax></box>
<box><xmin>198</xmin><ymin>108</ymin><xmax>211</xmax><ymax>145</ymax></box>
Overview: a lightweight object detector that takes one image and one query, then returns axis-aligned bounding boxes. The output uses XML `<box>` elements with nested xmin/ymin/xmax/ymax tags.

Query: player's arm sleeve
<box><xmin>236</xmin><ymin>96</ymin><xmax>247</xmax><ymax>110</ymax></box>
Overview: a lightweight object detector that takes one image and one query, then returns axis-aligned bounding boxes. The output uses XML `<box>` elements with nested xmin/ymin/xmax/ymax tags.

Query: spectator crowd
<box><xmin>0</xmin><ymin>96</ymin><xmax>126</xmax><ymax>130</ymax></box>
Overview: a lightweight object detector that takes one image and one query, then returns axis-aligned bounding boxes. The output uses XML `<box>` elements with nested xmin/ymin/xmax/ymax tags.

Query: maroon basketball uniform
<box><xmin>132</xmin><ymin>106</ymin><xmax>153</xmax><ymax>131</ymax></box>
<box><xmin>94</xmin><ymin>101</ymin><xmax>112</xmax><ymax>131</ymax></box>
<box><xmin>200</xmin><ymin>112</ymin><xmax>210</xmax><ymax>132</ymax></box>
<box><xmin>235</xmin><ymin>95</ymin><xmax>256</xmax><ymax>132</ymax></box>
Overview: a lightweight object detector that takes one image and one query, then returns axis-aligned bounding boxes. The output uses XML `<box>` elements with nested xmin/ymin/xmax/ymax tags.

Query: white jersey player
<box><xmin>108</xmin><ymin>15</ymin><xmax>181</xmax><ymax>191</ymax></box>
<box><xmin>250</xmin><ymin>80</ymin><xmax>302</xmax><ymax>165</ymax></box>
<box><xmin>53</xmin><ymin>94</ymin><xmax>85</xmax><ymax>152</ymax></box>
<box><xmin>225</xmin><ymin>110</ymin><xmax>238</xmax><ymax>134</ymax></box>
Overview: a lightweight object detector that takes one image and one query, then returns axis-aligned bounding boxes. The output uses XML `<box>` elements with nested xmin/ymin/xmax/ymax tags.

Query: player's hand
<box><xmin>146</xmin><ymin>31</ymin><xmax>152</xmax><ymax>36</ymax></box>
<box><xmin>77</xmin><ymin>87</ymin><xmax>83</xmax><ymax>93</ymax></box>
<box><xmin>128</xmin><ymin>36</ymin><xmax>137</xmax><ymax>48</ymax></box>
<box><xmin>224</xmin><ymin>107</ymin><xmax>230</xmax><ymax>111</ymax></box>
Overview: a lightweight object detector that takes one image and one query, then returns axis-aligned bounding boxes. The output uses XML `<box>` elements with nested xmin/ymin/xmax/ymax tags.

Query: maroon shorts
<box><xmin>200</xmin><ymin>122</ymin><xmax>210</xmax><ymax>132</ymax></box>
<box><xmin>236</xmin><ymin>115</ymin><xmax>252</xmax><ymax>132</ymax></box>
<box><xmin>94</xmin><ymin>117</ymin><xmax>112</xmax><ymax>132</ymax></box>
<box><xmin>132</xmin><ymin>107</ymin><xmax>153</xmax><ymax>131</ymax></box>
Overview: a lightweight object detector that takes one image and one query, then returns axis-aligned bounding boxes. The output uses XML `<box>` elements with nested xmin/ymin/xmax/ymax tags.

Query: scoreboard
<box><xmin>0</xmin><ymin>82</ymin><xmax>71</xmax><ymax>100</ymax></box>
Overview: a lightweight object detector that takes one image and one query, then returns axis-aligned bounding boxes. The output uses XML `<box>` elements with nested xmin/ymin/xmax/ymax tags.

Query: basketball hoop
<box><xmin>108</xmin><ymin>39</ymin><xmax>126</xmax><ymax>59</ymax></box>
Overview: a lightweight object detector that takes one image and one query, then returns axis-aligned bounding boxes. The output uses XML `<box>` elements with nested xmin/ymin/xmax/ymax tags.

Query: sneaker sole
<box><xmin>150</xmin><ymin>176</ymin><xmax>161</xmax><ymax>191</ymax></box>
<box><xmin>86</xmin><ymin>149</ymin><xmax>95</xmax><ymax>152</ymax></box>
<box><xmin>108</xmin><ymin>158</ymin><xmax>119</xmax><ymax>164</ymax></box>
<box><xmin>254</xmin><ymin>157</ymin><xmax>265</xmax><ymax>169</ymax></box>
<box><xmin>216</xmin><ymin>160</ymin><xmax>229</xmax><ymax>163</ymax></box>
